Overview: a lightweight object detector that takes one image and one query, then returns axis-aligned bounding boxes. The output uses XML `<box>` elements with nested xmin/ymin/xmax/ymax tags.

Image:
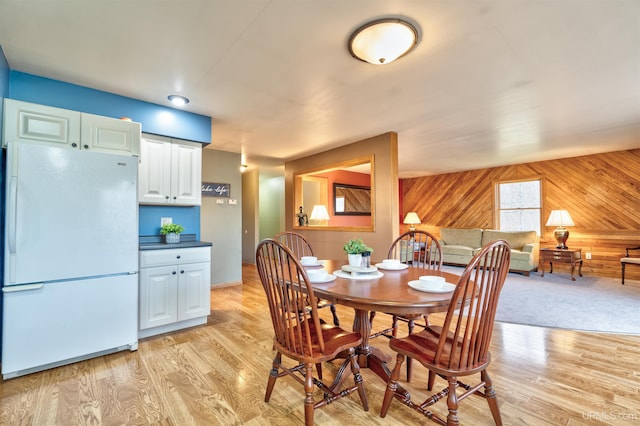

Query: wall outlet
<box><xmin>161</xmin><ymin>217</ymin><xmax>172</xmax><ymax>226</ymax></box>
<box><xmin>585</xmin><ymin>252</ymin><xmax>592</xmax><ymax>260</ymax></box>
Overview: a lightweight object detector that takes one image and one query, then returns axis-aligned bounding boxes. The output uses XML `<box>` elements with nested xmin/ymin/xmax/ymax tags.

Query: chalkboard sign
<box><xmin>202</xmin><ymin>182</ymin><xmax>230</xmax><ymax>197</ymax></box>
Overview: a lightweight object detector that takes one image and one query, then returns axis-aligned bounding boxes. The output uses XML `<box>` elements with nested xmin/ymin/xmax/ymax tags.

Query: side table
<box><xmin>539</xmin><ymin>248</ymin><xmax>583</xmax><ymax>281</ymax></box>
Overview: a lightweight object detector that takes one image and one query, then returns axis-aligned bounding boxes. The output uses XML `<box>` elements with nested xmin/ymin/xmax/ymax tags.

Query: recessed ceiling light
<box><xmin>168</xmin><ymin>95</ymin><xmax>190</xmax><ymax>106</ymax></box>
<box><xmin>348</xmin><ymin>18</ymin><xmax>419</xmax><ymax>65</ymax></box>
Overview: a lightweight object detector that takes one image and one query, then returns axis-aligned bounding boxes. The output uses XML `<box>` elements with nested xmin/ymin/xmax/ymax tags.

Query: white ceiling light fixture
<box><xmin>348</xmin><ymin>18</ymin><xmax>419</xmax><ymax>65</ymax></box>
<box><xmin>168</xmin><ymin>95</ymin><xmax>190</xmax><ymax>106</ymax></box>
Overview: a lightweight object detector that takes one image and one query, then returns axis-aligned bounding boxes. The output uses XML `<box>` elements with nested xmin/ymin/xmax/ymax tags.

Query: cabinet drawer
<box><xmin>553</xmin><ymin>252</ymin><xmax>572</xmax><ymax>261</ymax></box>
<box><xmin>140</xmin><ymin>247</ymin><xmax>211</xmax><ymax>268</ymax></box>
<box><xmin>541</xmin><ymin>251</ymin><xmax>577</xmax><ymax>262</ymax></box>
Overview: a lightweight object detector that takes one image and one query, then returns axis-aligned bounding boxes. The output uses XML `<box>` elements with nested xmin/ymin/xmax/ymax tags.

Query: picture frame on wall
<box><xmin>202</xmin><ymin>182</ymin><xmax>230</xmax><ymax>198</ymax></box>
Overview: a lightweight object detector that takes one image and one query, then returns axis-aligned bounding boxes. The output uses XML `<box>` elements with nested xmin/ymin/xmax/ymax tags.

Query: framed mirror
<box><xmin>333</xmin><ymin>183</ymin><xmax>371</xmax><ymax>215</ymax></box>
<box><xmin>293</xmin><ymin>155</ymin><xmax>374</xmax><ymax>231</ymax></box>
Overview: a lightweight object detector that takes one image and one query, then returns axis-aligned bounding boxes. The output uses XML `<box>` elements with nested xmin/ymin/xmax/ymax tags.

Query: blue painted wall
<box><xmin>0</xmin><ymin>46</ymin><xmax>11</xmax><ymax>341</ymax></box>
<box><xmin>139</xmin><ymin>205</ymin><xmax>200</xmax><ymax>240</ymax></box>
<box><xmin>0</xmin><ymin>48</ymin><xmax>9</xmax><ymax>128</ymax></box>
<box><xmin>9</xmin><ymin>71</ymin><xmax>211</xmax><ymax>143</ymax></box>
<box><xmin>3</xmin><ymin>70</ymin><xmax>212</xmax><ymax>239</ymax></box>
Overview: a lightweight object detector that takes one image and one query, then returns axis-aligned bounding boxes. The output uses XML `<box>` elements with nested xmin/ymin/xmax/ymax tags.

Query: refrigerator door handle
<box><xmin>8</xmin><ymin>176</ymin><xmax>18</xmax><ymax>254</ymax></box>
<box><xmin>3</xmin><ymin>283</ymin><xmax>45</xmax><ymax>293</ymax></box>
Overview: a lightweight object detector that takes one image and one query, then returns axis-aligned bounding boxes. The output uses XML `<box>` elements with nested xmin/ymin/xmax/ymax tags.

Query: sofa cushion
<box><xmin>441</xmin><ymin>245</ymin><xmax>478</xmax><ymax>257</ymax></box>
<box><xmin>481</xmin><ymin>230</ymin><xmax>537</xmax><ymax>251</ymax></box>
<box><xmin>440</xmin><ymin>228</ymin><xmax>483</xmax><ymax>248</ymax></box>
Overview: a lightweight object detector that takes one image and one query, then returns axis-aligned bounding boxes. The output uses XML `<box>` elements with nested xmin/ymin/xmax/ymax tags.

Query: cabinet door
<box><xmin>138</xmin><ymin>136</ymin><xmax>172</xmax><ymax>204</ymax></box>
<box><xmin>171</xmin><ymin>140</ymin><xmax>202</xmax><ymax>206</ymax></box>
<box><xmin>3</xmin><ymin>99</ymin><xmax>81</xmax><ymax>148</ymax></box>
<box><xmin>139</xmin><ymin>265</ymin><xmax>178</xmax><ymax>330</ymax></box>
<box><xmin>177</xmin><ymin>262</ymin><xmax>211</xmax><ymax>321</ymax></box>
<box><xmin>81</xmin><ymin>113</ymin><xmax>141</xmax><ymax>156</ymax></box>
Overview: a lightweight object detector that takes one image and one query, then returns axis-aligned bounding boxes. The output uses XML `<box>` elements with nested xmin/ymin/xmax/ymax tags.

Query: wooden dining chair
<box><xmin>256</xmin><ymin>239</ymin><xmax>369</xmax><ymax>426</ymax></box>
<box><xmin>380</xmin><ymin>239</ymin><xmax>511</xmax><ymax>426</ymax></box>
<box><xmin>274</xmin><ymin>231</ymin><xmax>340</xmax><ymax>326</ymax></box>
<box><xmin>370</xmin><ymin>230</ymin><xmax>443</xmax><ymax>381</ymax></box>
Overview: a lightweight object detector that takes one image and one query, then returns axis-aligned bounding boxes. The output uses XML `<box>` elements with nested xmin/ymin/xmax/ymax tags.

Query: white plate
<box><xmin>302</xmin><ymin>261</ymin><xmax>324</xmax><ymax>267</ymax></box>
<box><xmin>375</xmin><ymin>262</ymin><xmax>409</xmax><ymax>271</ymax></box>
<box><xmin>309</xmin><ymin>274</ymin><xmax>336</xmax><ymax>283</ymax></box>
<box><xmin>408</xmin><ymin>280</ymin><xmax>456</xmax><ymax>293</ymax></box>
<box><xmin>333</xmin><ymin>270</ymin><xmax>384</xmax><ymax>280</ymax></box>
<box><xmin>341</xmin><ymin>265</ymin><xmax>378</xmax><ymax>273</ymax></box>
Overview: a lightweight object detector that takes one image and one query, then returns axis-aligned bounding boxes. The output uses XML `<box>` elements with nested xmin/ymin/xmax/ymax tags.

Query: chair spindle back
<box><xmin>274</xmin><ymin>232</ymin><xmax>314</xmax><ymax>258</ymax></box>
<box><xmin>435</xmin><ymin>239</ymin><xmax>511</xmax><ymax>372</ymax></box>
<box><xmin>256</xmin><ymin>239</ymin><xmax>325</xmax><ymax>356</ymax></box>
<box><xmin>387</xmin><ymin>230</ymin><xmax>443</xmax><ymax>270</ymax></box>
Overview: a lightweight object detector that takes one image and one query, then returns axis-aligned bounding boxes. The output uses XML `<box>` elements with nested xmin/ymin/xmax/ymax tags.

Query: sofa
<box><xmin>438</xmin><ymin>228</ymin><xmax>539</xmax><ymax>275</ymax></box>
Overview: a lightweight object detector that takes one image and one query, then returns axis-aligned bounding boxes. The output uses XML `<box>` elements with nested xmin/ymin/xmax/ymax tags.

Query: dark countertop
<box><xmin>139</xmin><ymin>234</ymin><xmax>212</xmax><ymax>251</ymax></box>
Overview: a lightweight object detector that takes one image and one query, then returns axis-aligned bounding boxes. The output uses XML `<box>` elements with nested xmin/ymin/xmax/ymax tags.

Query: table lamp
<box><xmin>546</xmin><ymin>210</ymin><xmax>575</xmax><ymax>249</ymax></box>
<box><xmin>403</xmin><ymin>212</ymin><xmax>421</xmax><ymax>231</ymax></box>
<box><xmin>310</xmin><ymin>205</ymin><xmax>330</xmax><ymax>226</ymax></box>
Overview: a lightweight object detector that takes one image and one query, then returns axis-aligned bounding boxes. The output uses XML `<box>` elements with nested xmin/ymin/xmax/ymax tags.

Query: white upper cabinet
<box><xmin>3</xmin><ymin>99</ymin><xmax>140</xmax><ymax>156</ymax></box>
<box><xmin>138</xmin><ymin>135</ymin><xmax>202</xmax><ymax>206</ymax></box>
<box><xmin>3</xmin><ymin>99</ymin><xmax>80</xmax><ymax>148</ymax></box>
<box><xmin>81</xmin><ymin>113</ymin><xmax>140</xmax><ymax>156</ymax></box>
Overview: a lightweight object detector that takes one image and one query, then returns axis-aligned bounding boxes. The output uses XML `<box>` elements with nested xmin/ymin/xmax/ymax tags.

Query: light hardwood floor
<box><xmin>1</xmin><ymin>264</ymin><xmax>639</xmax><ymax>425</ymax></box>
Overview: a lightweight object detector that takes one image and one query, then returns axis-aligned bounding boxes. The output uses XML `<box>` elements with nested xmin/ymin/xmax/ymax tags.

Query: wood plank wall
<box><xmin>401</xmin><ymin>148</ymin><xmax>640</xmax><ymax>280</ymax></box>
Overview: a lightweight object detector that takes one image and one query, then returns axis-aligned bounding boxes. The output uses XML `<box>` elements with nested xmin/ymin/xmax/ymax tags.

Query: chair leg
<box><xmin>446</xmin><ymin>376</ymin><xmax>460</xmax><ymax>426</ymax></box>
<box><xmin>427</xmin><ymin>371</ymin><xmax>436</xmax><ymax>390</ymax></box>
<box><xmin>304</xmin><ymin>363</ymin><xmax>314</xmax><ymax>426</ymax></box>
<box><xmin>330</xmin><ymin>304</ymin><xmax>340</xmax><ymax>326</ymax></box>
<box><xmin>265</xmin><ymin>352</ymin><xmax>282</xmax><ymax>402</ymax></box>
<box><xmin>481</xmin><ymin>370</ymin><xmax>503</xmax><ymax>426</ymax></box>
<box><xmin>622</xmin><ymin>263</ymin><xmax>625</xmax><ymax>284</ymax></box>
<box><xmin>380</xmin><ymin>353</ymin><xmax>405</xmax><ymax>417</ymax></box>
<box><xmin>406</xmin><ymin>319</ymin><xmax>415</xmax><ymax>382</ymax></box>
<box><xmin>391</xmin><ymin>315</ymin><xmax>399</xmax><ymax>337</ymax></box>
<box><xmin>348</xmin><ymin>348</ymin><xmax>369</xmax><ymax>411</ymax></box>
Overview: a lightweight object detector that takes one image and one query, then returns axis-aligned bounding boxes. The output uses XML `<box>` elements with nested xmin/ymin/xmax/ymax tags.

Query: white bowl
<box><xmin>382</xmin><ymin>258</ymin><xmax>401</xmax><ymax>267</ymax></box>
<box><xmin>418</xmin><ymin>275</ymin><xmax>446</xmax><ymax>290</ymax></box>
<box><xmin>306</xmin><ymin>268</ymin><xmax>327</xmax><ymax>281</ymax></box>
<box><xmin>300</xmin><ymin>256</ymin><xmax>318</xmax><ymax>266</ymax></box>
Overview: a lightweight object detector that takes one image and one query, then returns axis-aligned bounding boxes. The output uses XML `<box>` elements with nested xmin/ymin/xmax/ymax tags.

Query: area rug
<box><xmin>441</xmin><ymin>265</ymin><xmax>640</xmax><ymax>334</ymax></box>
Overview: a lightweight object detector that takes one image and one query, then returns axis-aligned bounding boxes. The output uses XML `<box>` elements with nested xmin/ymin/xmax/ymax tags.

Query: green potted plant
<box><xmin>343</xmin><ymin>238</ymin><xmax>373</xmax><ymax>267</ymax></box>
<box><xmin>160</xmin><ymin>223</ymin><xmax>185</xmax><ymax>244</ymax></box>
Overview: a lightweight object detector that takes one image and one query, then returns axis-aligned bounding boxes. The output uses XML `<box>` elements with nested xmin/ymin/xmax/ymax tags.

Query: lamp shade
<box><xmin>310</xmin><ymin>205</ymin><xmax>330</xmax><ymax>221</ymax></box>
<box><xmin>545</xmin><ymin>210</ymin><xmax>575</xmax><ymax>227</ymax></box>
<box><xmin>403</xmin><ymin>212</ymin><xmax>421</xmax><ymax>231</ymax></box>
<box><xmin>403</xmin><ymin>212</ymin><xmax>421</xmax><ymax>225</ymax></box>
<box><xmin>348</xmin><ymin>19</ymin><xmax>418</xmax><ymax>65</ymax></box>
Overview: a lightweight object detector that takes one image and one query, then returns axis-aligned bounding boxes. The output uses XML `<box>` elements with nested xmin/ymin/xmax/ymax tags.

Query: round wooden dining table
<box><xmin>305</xmin><ymin>259</ymin><xmax>461</xmax><ymax>385</ymax></box>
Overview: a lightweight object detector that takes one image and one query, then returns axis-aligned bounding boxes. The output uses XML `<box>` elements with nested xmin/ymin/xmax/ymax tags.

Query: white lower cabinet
<box><xmin>139</xmin><ymin>246</ymin><xmax>211</xmax><ymax>338</ymax></box>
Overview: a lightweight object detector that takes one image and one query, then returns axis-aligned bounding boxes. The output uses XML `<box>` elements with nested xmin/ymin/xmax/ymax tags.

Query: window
<box><xmin>496</xmin><ymin>179</ymin><xmax>542</xmax><ymax>235</ymax></box>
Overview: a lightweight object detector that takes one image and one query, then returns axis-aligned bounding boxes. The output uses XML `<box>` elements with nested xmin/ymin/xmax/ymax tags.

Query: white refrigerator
<box><xmin>2</xmin><ymin>141</ymin><xmax>139</xmax><ymax>379</ymax></box>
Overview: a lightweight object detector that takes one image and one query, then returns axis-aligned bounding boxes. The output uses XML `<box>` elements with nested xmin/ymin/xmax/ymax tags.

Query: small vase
<box><xmin>165</xmin><ymin>233</ymin><xmax>180</xmax><ymax>244</ymax></box>
<box><xmin>348</xmin><ymin>253</ymin><xmax>363</xmax><ymax>268</ymax></box>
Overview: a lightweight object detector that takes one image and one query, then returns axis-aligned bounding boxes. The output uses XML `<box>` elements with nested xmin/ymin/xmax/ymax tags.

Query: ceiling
<box><xmin>1</xmin><ymin>0</ymin><xmax>639</xmax><ymax>178</ymax></box>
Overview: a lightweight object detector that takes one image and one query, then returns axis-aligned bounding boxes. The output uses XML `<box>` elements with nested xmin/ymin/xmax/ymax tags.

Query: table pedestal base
<box><xmin>329</xmin><ymin>309</ymin><xmax>410</xmax><ymax>399</ymax></box>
